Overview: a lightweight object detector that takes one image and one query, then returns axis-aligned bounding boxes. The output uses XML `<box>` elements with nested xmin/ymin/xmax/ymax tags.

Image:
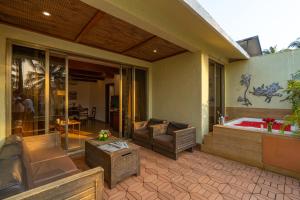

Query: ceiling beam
<box><xmin>121</xmin><ymin>36</ymin><xmax>156</xmax><ymax>53</ymax></box>
<box><xmin>75</xmin><ymin>11</ymin><xmax>105</xmax><ymax>43</ymax></box>
<box><xmin>70</xmin><ymin>77</ymin><xmax>100</xmax><ymax>82</ymax></box>
<box><xmin>69</xmin><ymin>71</ymin><xmax>105</xmax><ymax>79</ymax></box>
<box><xmin>68</xmin><ymin>60</ymin><xmax>119</xmax><ymax>74</ymax></box>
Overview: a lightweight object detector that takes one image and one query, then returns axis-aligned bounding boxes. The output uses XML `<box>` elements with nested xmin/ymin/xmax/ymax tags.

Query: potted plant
<box><xmin>98</xmin><ymin>130</ymin><xmax>111</xmax><ymax>141</ymax></box>
<box><xmin>281</xmin><ymin>71</ymin><xmax>300</xmax><ymax>134</ymax></box>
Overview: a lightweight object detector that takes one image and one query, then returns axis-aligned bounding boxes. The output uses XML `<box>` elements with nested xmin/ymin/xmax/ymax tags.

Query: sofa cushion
<box><xmin>167</xmin><ymin>122</ymin><xmax>189</xmax><ymax>135</ymax></box>
<box><xmin>26</xmin><ymin>146</ymin><xmax>67</xmax><ymax>164</ymax></box>
<box><xmin>0</xmin><ymin>143</ymin><xmax>21</xmax><ymax>160</ymax></box>
<box><xmin>151</xmin><ymin>123</ymin><xmax>168</xmax><ymax>135</ymax></box>
<box><xmin>0</xmin><ymin>157</ymin><xmax>25</xmax><ymax>199</ymax></box>
<box><xmin>133</xmin><ymin>129</ymin><xmax>150</xmax><ymax>140</ymax></box>
<box><xmin>147</xmin><ymin>118</ymin><xmax>165</xmax><ymax>128</ymax></box>
<box><xmin>153</xmin><ymin>134</ymin><xmax>174</xmax><ymax>150</ymax></box>
<box><xmin>30</xmin><ymin>156</ymin><xmax>79</xmax><ymax>188</ymax></box>
<box><xmin>5</xmin><ymin>135</ymin><xmax>22</xmax><ymax>145</ymax></box>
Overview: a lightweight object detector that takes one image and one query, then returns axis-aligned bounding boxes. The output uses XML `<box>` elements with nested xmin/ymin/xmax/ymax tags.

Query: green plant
<box><xmin>283</xmin><ymin>71</ymin><xmax>300</xmax><ymax>112</ymax></box>
<box><xmin>98</xmin><ymin>130</ymin><xmax>111</xmax><ymax>141</ymax></box>
<box><xmin>281</xmin><ymin>71</ymin><xmax>300</xmax><ymax>134</ymax></box>
<box><xmin>262</xmin><ymin>45</ymin><xmax>278</xmax><ymax>54</ymax></box>
<box><xmin>289</xmin><ymin>37</ymin><xmax>300</xmax><ymax>49</ymax></box>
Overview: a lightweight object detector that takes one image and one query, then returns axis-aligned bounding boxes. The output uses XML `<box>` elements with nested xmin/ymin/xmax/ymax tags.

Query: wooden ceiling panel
<box><xmin>78</xmin><ymin>14</ymin><xmax>154</xmax><ymax>53</ymax></box>
<box><xmin>123</xmin><ymin>37</ymin><xmax>187</xmax><ymax>61</ymax></box>
<box><xmin>0</xmin><ymin>0</ymin><xmax>98</xmax><ymax>40</ymax></box>
<box><xmin>0</xmin><ymin>0</ymin><xmax>188</xmax><ymax>61</ymax></box>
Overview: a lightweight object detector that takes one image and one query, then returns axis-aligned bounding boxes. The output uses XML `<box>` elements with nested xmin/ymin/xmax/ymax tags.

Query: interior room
<box><xmin>64</xmin><ymin>59</ymin><xmax>121</xmax><ymax>150</ymax></box>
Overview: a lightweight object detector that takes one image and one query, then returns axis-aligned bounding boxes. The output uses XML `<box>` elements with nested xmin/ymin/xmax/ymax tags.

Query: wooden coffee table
<box><xmin>85</xmin><ymin>137</ymin><xmax>140</xmax><ymax>188</ymax></box>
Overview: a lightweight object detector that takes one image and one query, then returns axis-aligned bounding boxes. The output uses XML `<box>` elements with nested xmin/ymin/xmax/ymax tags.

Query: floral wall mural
<box><xmin>237</xmin><ymin>74</ymin><xmax>252</xmax><ymax>106</ymax></box>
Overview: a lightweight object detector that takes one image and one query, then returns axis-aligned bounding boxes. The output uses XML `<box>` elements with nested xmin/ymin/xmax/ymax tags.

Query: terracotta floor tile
<box><xmin>72</xmin><ymin>146</ymin><xmax>300</xmax><ymax>200</ymax></box>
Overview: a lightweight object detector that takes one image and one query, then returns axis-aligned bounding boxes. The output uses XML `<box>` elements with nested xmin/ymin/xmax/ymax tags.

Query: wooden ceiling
<box><xmin>69</xmin><ymin>59</ymin><xmax>119</xmax><ymax>82</ymax></box>
<box><xmin>0</xmin><ymin>0</ymin><xmax>187</xmax><ymax>62</ymax></box>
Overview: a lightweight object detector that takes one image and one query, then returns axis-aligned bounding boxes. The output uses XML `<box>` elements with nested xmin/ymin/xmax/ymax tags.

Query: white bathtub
<box><xmin>224</xmin><ymin>117</ymin><xmax>295</xmax><ymax>135</ymax></box>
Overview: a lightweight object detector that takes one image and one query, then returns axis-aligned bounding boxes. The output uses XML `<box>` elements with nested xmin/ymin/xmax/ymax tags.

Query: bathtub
<box><xmin>202</xmin><ymin>118</ymin><xmax>300</xmax><ymax>179</ymax></box>
<box><xmin>224</xmin><ymin>117</ymin><xmax>296</xmax><ymax>135</ymax></box>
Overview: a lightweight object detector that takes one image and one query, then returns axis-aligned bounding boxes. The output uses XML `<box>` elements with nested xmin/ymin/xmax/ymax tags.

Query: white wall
<box><xmin>89</xmin><ymin>81</ymin><xmax>105</xmax><ymax>121</ymax></box>
<box><xmin>69</xmin><ymin>74</ymin><xmax>120</xmax><ymax>122</ymax></box>
<box><xmin>69</xmin><ymin>81</ymin><xmax>93</xmax><ymax>109</ymax></box>
<box><xmin>226</xmin><ymin>49</ymin><xmax>300</xmax><ymax>109</ymax></box>
<box><xmin>69</xmin><ymin>80</ymin><xmax>106</xmax><ymax>122</ymax></box>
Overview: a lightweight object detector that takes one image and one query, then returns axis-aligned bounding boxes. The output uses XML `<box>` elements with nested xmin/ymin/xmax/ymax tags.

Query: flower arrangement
<box><xmin>263</xmin><ymin>118</ymin><xmax>275</xmax><ymax>133</ymax></box>
<box><xmin>98</xmin><ymin>130</ymin><xmax>111</xmax><ymax>141</ymax></box>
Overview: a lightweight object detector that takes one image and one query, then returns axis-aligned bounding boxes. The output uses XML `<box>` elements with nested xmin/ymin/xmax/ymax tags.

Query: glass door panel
<box><xmin>208</xmin><ymin>62</ymin><xmax>216</xmax><ymax>131</ymax></box>
<box><xmin>134</xmin><ymin>68</ymin><xmax>147</xmax><ymax>122</ymax></box>
<box><xmin>11</xmin><ymin>45</ymin><xmax>46</xmax><ymax>136</ymax></box>
<box><xmin>49</xmin><ymin>55</ymin><xmax>69</xmax><ymax>149</ymax></box>
<box><xmin>208</xmin><ymin>60</ymin><xmax>224</xmax><ymax>132</ymax></box>
<box><xmin>121</xmin><ymin>67</ymin><xmax>133</xmax><ymax>138</ymax></box>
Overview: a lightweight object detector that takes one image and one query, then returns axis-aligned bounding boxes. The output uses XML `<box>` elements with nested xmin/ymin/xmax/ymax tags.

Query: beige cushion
<box><xmin>27</xmin><ymin>147</ymin><xmax>67</xmax><ymax>164</ymax></box>
<box><xmin>30</xmin><ymin>156</ymin><xmax>79</xmax><ymax>188</ymax></box>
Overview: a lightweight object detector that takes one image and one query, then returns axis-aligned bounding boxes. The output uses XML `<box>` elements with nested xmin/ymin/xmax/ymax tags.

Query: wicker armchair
<box><xmin>152</xmin><ymin>122</ymin><xmax>196</xmax><ymax>160</ymax></box>
<box><xmin>133</xmin><ymin>118</ymin><xmax>166</xmax><ymax>149</ymax></box>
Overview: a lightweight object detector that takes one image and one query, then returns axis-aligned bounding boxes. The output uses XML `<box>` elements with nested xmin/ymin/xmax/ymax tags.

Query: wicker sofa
<box><xmin>0</xmin><ymin>133</ymin><xmax>104</xmax><ymax>199</ymax></box>
<box><xmin>22</xmin><ymin>133</ymin><xmax>80</xmax><ymax>189</ymax></box>
<box><xmin>132</xmin><ymin>118</ymin><xmax>166</xmax><ymax>149</ymax></box>
<box><xmin>152</xmin><ymin>122</ymin><xmax>196</xmax><ymax>160</ymax></box>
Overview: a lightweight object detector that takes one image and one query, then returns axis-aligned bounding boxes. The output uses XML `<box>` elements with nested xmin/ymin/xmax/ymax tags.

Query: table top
<box><xmin>58</xmin><ymin>120</ymin><xmax>81</xmax><ymax>126</ymax></box>
<box><xmin>86</xmin><ymin>137</ymin><xmax>140</xmax><ymax>156</ymax></box>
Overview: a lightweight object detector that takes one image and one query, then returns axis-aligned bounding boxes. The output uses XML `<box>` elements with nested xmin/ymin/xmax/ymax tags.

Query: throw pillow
<box><xmin>0</xmin><ymin>143</ymin><xmax>21</xmax><ymax>160</ymax></box>
<box><xmin>5</xmin><ymin>135</ymin><xmax>22</xmax><ymax>145</ymax></box>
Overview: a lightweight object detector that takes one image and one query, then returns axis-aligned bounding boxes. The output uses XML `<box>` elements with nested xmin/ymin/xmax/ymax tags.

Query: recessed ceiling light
<box><xmin>153</xmin><ymin>49</ymin><xmax>157</xmax><ymax>53</ymax></box>
<box><xmin>42</xmin><ymin>11</ymin><xmax>51</xmax><ymax>16</ymax></box>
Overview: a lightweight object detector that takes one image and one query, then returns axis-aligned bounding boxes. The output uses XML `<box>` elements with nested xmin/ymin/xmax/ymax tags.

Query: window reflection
<box><xmin>11</xmin><ymin>45</ymin><xmax>45</xmax><ymax>136</ymax></box>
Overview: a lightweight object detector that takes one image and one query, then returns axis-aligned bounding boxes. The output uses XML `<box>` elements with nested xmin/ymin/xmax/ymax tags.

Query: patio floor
<box><xmin>72</xmin><ymin>147</ymin><xmax>300</xmax><ymax>200</ymax></box>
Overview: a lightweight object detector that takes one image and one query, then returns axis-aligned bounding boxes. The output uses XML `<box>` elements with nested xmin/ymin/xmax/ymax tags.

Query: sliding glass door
<box><xmin>134</xmin><ymin>68</ymin><xmax>147</xmax><ymax>122</ymax></box>
<box><xmin>121</xmin><ymin>67</ymin><xmax>133</xmax><ymax>138</ymax></box>
<box><xmin>9</xmin><ymin>42</ymin><xmax>148</xmax><ymax>149</ymax></box>
<box><xmin>11</xmin><ymin>45</ymin><xmax>46</xmax><ymax>136</ymax></box>
<box><xmin>120</xmin><ymin>67</ymin><xmax>148</xmax><ymax>138</ymax></box>
<box><xmin>209</xmin><ymin>60</ymin><xmax>225</xmax><ymax>131</ymax></box>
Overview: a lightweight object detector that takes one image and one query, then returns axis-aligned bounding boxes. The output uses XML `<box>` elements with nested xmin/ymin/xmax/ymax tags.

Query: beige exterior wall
<box><xmin>152</xmin><ymin>52</ymin><xmax>203</xmax><ymax>142</ymax></box>
<box><xmin>225</xmin><ymin>49</ymin><xmax>300</xmax><ymax>110</ymax></box>
<box><xmin>201</xmin><ymin>53</ymin><xmax>210</xmax><ymax>138</ymax></box>
<box><xmin>0</xmin><ymin>24</ymin><xmax>152</xmax><ymax>147</ymax></box>
<box><xmin>152</xmin><ymin>51</ymin><xmax>228</xmax><ymax>143</ymax></box>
